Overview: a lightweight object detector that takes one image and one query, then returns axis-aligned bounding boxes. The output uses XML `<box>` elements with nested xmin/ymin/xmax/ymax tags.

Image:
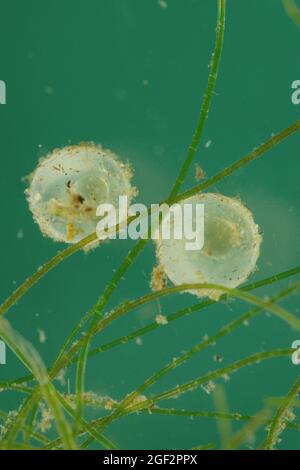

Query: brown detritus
<box><xmin>52</xmin><ymin>164</ymin><xmax>64</xmax><ymax>173</ymax></box>
<box><xmin>195</xmin><ymin>163</ymin><xmax>205</xmax><ymax>180</ymax></box>
<box><xmin>66</xmin><ymin>223</ymin><xmax>75</xmax><ymax>241</ymax></box>
<box><xmin>150</xmin><ymin>264</ymin><xmax>167</xmax><ymax>291</ymax></box>
<box><xmin>213</xmin><ymin>354</ymin><xmax>224</xmax><ymax>363</ymax></box>
<box><xmin>155</xmin><ymin>313</ymin><xmax>168</xmax><ymax>325</ymax></box>
<box><xmin>69</xmin><ymin>190</ymin><xmax>85</xmax><ymax>208</ymax></box>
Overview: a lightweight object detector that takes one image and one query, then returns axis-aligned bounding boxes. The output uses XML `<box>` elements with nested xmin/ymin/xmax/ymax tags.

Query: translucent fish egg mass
<box><xmin>155</xmin><ymin>193</ymin><xmax>262</xmax><ymax>300</ymax></box>
<box><xmin>26</xmin><ymin>143</ymin><xmax>136</xmax><ymax>245</ymax></box>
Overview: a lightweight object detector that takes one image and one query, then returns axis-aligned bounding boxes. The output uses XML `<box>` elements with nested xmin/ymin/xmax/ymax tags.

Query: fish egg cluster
<box><xmin>26</xmin><ymin>143</ymin><xmax>136</xmax><ymax>244</ymax></box>
<box><xmin>155</xmin><ymin>193</ymin><xmax>262</xmax><ymax>300</ymax></box>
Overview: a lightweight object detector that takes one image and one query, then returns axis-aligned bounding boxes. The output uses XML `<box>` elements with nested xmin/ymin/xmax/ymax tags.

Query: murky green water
<box><xmin>0</xmin><ymin>0</ymin><xmax>300</xmax><ymax>450</ymax></box>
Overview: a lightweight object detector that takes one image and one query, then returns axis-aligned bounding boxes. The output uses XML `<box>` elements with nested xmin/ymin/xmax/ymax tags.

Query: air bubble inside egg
<box><xmin>155</xmin><ymin>193</ymin><xmax>262</xmax><ymax>300</ymax></box>
<box><xmin>26</xmin><ymin>143</ymin><xmax>136</xmax><ymax>245</ymax></box>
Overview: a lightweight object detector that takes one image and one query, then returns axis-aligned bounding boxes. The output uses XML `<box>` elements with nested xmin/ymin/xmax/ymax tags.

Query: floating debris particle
<box><xmin>44</xmin><ymin>86</ymin><xmax>54</xmax><ymax>95</ymax></box>
<box><xmin>151</xmin><ymin>264</ymin><xmax>167</xmax><ymax>291</ymax></box>
<box><xmin>55</xmin><ymin>368</ymin><xmax>66</xmax><ymax>387</ymax></box>
<box><xmin>104</xmin><ymin>397</ymin><xmax>118</xmax><ymax>410</ymax></box>
<box><xmin>158</xmin><ymin>0</ymin><xmax>168</xmax><ymax>9</ymax></box>
<box><xmin>17</xmin><ymin>228</ymin><xmax>24</xmax><ymax>239</ymax></box>
<box><xmin>201</xmin><ymin>381</ymin><xmax>216</xmax><ymax>395</ymax></box>
<box><xmin>195</xmin><ymin>164</ymin><xmax>205</xmax><ymax>181</ymax></box>
<box><xmin>66</xmin><ymin>222</ymin><xmax>75</xmax><ymax>242</ymax></box>
<box><xmin>213</xmin><ymin>354</ymin><xmax>223</xmax><ymax>363</ymax></box>
<box><xmin>38</xmin><ymin>328</ymin><xmax>46</xmax><ymax>344</ymax></box>
<box><xmin>64</xmin><ymin>392</ymin><xmax>118</xmax><ymax>410</ymax></box>
<box><xmin>155</xmin><ymin>314</ymin><xmax>168</xmax><ymax>325</ymax></box>
<box><xmin>130</xmin><ymin>394</ymin><xmax>148</xmax><ymax>407</ymax></box>
<box><xmin>38</xmin><ymin>403</ymin><xmax>53</xmax><ymax>433</ymax></box>
<box><xmin>222</xmin><ymin>373</ymin><xmax>230</xmax><ymax>382</ymax></box>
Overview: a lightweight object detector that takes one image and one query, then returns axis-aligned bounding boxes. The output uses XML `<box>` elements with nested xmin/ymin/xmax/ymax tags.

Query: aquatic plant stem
<box><xmin>2</xmin><ymin>264</ymin><xmax>299</xmax><ymax>388</ymax></box>
<box><xmin>71</xmin><ymin>107</ymin><xmax>300</xmax><ymax>434</ymax></box>
<box><xmin>2</xmin><ymin>0</ymin><xmax>299</xmax><ymax>449</ymax></box>
<box><xmin>125</xmin><ymin>350</ymin><xmax>293</xmax><ymax>413</ymax></box>
<box><xmin>170</xmin><ymin>119</ymin><xmax>300</xmax><ymax>205</ymax></box>
<box><xmin>262</xmin><ymin>373</ymin><xmax>300</xmax><ymax>449</ymax></box>
<box><xmin>85</xmin><ymin>116</ymin><xmax>300</xmax><ymax>323</ymax></box>
<box><xmin>78</xmin><ymin>286</ymin><xmax>300</xmax><ymax>446</ymax></box>
<box><xmin>145</xmin><ymin>407</ymin><xmax>300</xmax><ymax>433</ymax></box>
<box><xmin>282</xmin><ymin>0</ymin><xmax>300</xmax><ymax>28</ymax></box>
<box><xmin>228</xmin><ymin>408</ymin><xmax>271</xmax><ymax>450</ymax></box>
<box><xmin>45</xmin><ymin>349</ymin><xmax>293</xmax><ymax>449</ymax></box>
<box><xmin>90</xmin><ymin>0</ymin><xmax>226</xmax><ymax>317</ymax></box>
<box><xmin>85</xmin><ymin>265</ymin><xmax>300</xmax><ymax>360</ymax></box>
<box><xmin>0</xmin><ymin>410</ymin><xmax>49</xmax><ymax>446</ymax></box>
<box><xmin>2</xmin><ymin>281</ymin><xmax>298</xmax><ymax>447</ymax></box>
<box><xmin>0</xmin><ymin>318</ymin><xmax>76</xmax><ymax>450</ymax></box>
<box><xmin>0</xmin><ymin>232</ymin><xmax>97</xmax><ymax>317</ymax></box>
<box><xmin>72</xmin><ymin>0</ymin><xmax>226</xmax><ymax>437</ymax></box>
<box><xmin>45</xmin><ymin>282</ymin><xmax>300</xmax><ymax>389</ymax></box>
<box><xmin>1</xmin><ymin>116</ymin><xmax>299</xmax><ymax>323</ymax></box>
<box><xmin>168</xmin><ymin>0</ymin><xmax>226</xmax><ymax>198</ymax></box>
<box><xmin>213</xmin><ymin>385</ymin><xmax>232</xmax><ymax>449</ymax></box>
<box><xmin>4</xmin><ymin>392</ymin><xmax>300</xmax><ymax>436</ymax></box>
<box><xmin>0</xmin><ymin>1</ymin><xmax>226</xmax><ymax>328</ymax></box>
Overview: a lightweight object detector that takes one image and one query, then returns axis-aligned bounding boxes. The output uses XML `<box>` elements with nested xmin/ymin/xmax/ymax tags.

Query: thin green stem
<box><xmin>66</xmin><ymin>349</ymin><xmax>294</xmax><ymax>450</ymax></box>
<box><xmin>49</xmin><ymin>282</ymin><xmax>300</xmax><ymax>385</ymax></box>
<box><xmin>23</xmin><ymin>404</ymin><xmax>39</xmax><ymax>447</ymax></box>
<box><xmin>84</xmin><ymin>266</ymin><xmax>300</xmax><ymax>362</ymax></box>
<box><xmin>128</xmin><ymin>349</ymin><xmax>293</xmax><ymax>413</ymax></box>
<box><xmin>228</xmin><ymin>408</ymin><xmax>271</xmax><ymax>450</ymax></box>
<box><xmin>262</xmin><ymin>374</ymin><xmax>300</xmax><ymax>449</ymax></box>
<box><xmin>71</xmin><ymin>1</ymin><xmax>227</xmax><ymax>439</ymax></box>
<box><xmin>169</xmin><ymin>0</ymin><xmax>226</xmax><ymax>198</ymax></box>
<box><xmin>0</xmin><ymin>232</ymin><xmax>97</xmax><ymax>318</ymax></box>
<box><xmin>0</xmin><ymin>0</ymin><xmax>225</xmax><ymax>329</ymax></box>
<box><xmin>2</xmin><ymin>265</ymin><xmax>299</xmax><ymax>388</ymax></box>
<box><xmin>213</xmin><ymin>385</ymin><xmax>232</xmax><ymax>449</ymax></box>
<box><xmin>0</xmin><ymin>318</ymin><xmax>76</xmax><ymax>450</ymax></box>
<box><xmin>4</xmin><ymin>281</ymin><xmax>297</xmax><ymax>449</ymax></box>
<box><xmin>44</xmin><ymin>349</ymin><xmax>293</xmax><ymax>450</ymax></box>
<box><xmin>1</xmin><ymin>116</ymin><xmax>299</xmax><ymax>325</ymax></box>
<box><xmin>79</xmin><ymin>284</ymin><xmax>299</xmax><ymax>447</ymax></box>
<box><xmin>73</xmin><ymin>338</ymin><xmax>89</xmax><ymax>438</ymax></box>
<box><xmin>191</xmin><ymin>443</ymin><xmax>215</xmax><ymax>450</ymax></box>
<box><xmin>149</xmin><ymin>407</ymin><xmax>300</xmax><ymax>432</ymax></box>
<box><xmin>52</xmin><ymin>116</ymin><xmax>300</xmax><ymax>398</ymax></box>
<box><xmin>56</xmin><ymin>393</ymin><xmax>119</xmax><ymax>450</ymax></box>
<box><xmin>0</xmin><ymin>409</ymin><xmax>49</xmax><ymax>446</ymax></box>
<box><xmin>169</xmin><ymin>119</ymin><xmax>300</xmax><ymax>206</ymax></box>
<box><xmin>282</xmin><ymin>0</ymin><xmax>300</xmax><ymax>28</ymax></box>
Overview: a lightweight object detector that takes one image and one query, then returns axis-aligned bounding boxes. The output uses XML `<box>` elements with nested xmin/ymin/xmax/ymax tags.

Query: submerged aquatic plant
<box><xmin>1</xmin><ymin>0</ymin><xmax>300</xmax><ymax>450</ymax></box>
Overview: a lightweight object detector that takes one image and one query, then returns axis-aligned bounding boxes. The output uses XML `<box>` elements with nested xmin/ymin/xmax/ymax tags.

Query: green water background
<box><xmin>0</xmin><ymin>0</ymin><xmax>300</xmax><ymax>449</ymax></box>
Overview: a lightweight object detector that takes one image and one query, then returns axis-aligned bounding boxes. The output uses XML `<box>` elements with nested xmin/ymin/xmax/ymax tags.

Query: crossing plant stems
<box><xmin>1</xmin><ymin>0</ymin><xmax>300</xmax><ymax>450</ymax></box>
